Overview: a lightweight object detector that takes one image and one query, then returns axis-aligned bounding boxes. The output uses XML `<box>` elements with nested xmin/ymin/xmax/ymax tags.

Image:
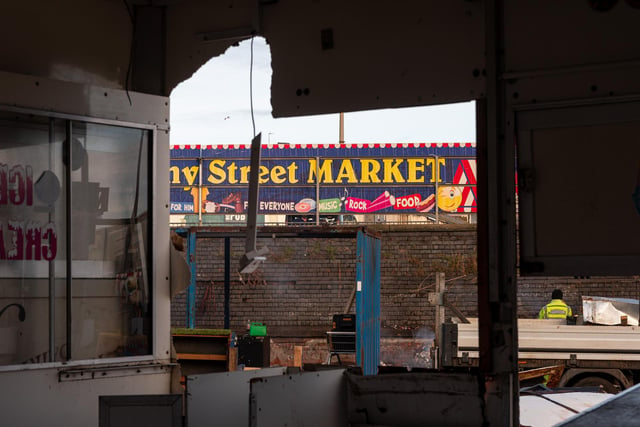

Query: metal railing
<box><xmin>169</xmin><ymin>213</ymin><xmax>476</xmax><ymax>227</ymax></box>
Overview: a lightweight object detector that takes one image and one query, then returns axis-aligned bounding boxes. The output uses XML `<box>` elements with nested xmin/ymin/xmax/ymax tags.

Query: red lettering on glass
<box><xmin>26</xmin><ymin>165</ymin><xmax>33</xmax><ymax>206</ymax></box>
<box><xmin>7</xmin><ymin>221</ymin><xmax>23</xmax><ymax>260</ymax></box>
<box><xmin>0</xmin><ymin>164</ymin><xmax>33</xmax><ymax>206</ymax></box>
<box><xmin>42</xmin><ymin>223</ymin><xmax>57</xmax><ymax>261</ymax></box>
<box><xmin>0</xmin><ymin>226</ymin><xmax>4</xmax><ymax>259</ymax></box>
<box><xmin>0</xmin><ymin>222</ymin><xmax>57</xmax><ymax>261</ymax></box>
<box><xmin>25</xmin><ymin>222</ymin><xmax>42</xmax><ymax>260</ymax></box>
<box><xmin>0</xmin><ymin>164</ymin><xmax>7</xmax><ymax>206</ymax></box>
<box><xmin>9</xmin><ymin>166</ymin><xmax>25</xmax><ymax>205</ymax></box>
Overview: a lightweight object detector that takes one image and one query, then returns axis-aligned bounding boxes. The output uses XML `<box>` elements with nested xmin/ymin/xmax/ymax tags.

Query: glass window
<box><xmin>0</xmin><ymin>111</ymin><xmax>152</xmax><ymax>366</ymax></box>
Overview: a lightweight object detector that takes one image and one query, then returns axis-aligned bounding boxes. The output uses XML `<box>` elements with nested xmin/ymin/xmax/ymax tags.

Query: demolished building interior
<box><xmin>2</xmin><ymin>1</ymin><xmax>640</xmax><ymax>425</ymax></box>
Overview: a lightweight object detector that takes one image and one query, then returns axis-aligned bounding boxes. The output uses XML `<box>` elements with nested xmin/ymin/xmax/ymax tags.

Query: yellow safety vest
<box><xmin>538</xmin><ymin>299</ymin><xmax>572</xmax><ymax>319</ymax></box>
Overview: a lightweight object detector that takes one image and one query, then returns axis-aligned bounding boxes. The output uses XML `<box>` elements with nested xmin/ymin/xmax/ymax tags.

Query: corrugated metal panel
<box><xmin>356</xmin><ymin>230</ymin><xmax>381</xmax><ymax>376</ymax></box>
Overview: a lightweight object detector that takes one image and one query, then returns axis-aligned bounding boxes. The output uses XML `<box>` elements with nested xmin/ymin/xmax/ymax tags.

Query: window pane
<box><xmin>70</xmin><ymin>122</ymin><xmax>151</xmax><ymax>359</ymax></box>
<box><xmin>0</xmin><ymin>113</ymin><xmax>152</xmax><ymax>366</ymax></box>
<box><xmin>0</xmin><ymin>113</ymin><xmax>67</xmax><ymax>365</ymax></box>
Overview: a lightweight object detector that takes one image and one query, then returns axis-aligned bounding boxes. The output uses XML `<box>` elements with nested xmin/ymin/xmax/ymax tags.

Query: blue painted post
<box><xmin>186</xmin><ymin>229</ymin><xmax>197</xmax><ymax>328</ymax></box>
<box><xmin>356</xmin><ymin>230</ymin><xmax>381</xmax><ymax>376</ymax></box>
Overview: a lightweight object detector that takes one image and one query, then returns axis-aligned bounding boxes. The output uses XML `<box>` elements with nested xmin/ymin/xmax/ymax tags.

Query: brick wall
<box><xmin>170</xmin><ymin>225</ymin><xmax>640</xmax><ymax>338</ymax></box>
<box><xmin>518</xmin><ymin>276</ymin><xmax>640</xmax><ymax>319</ymax></box>
<box><xmin>172</xmin><ymin>230</ymin><xmax>359</xmax><ymax>336</ymax></box>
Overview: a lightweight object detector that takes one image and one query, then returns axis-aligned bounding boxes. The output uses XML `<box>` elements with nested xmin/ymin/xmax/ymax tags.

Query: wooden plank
<box><xmin>173</xmin><ymin>334</ymin><xmax>230</xmax><ymax>338</ymax></box>
<box><xmin>172</xmin><ymin>334</ymin><xmax>230</xmax><ymax>356</ymax></box>
<box><xmin>294</xmin><ymin>346</ymin><xmax>303</xmax><ymax>367</ymax></box>
<box><xmin>518</xmin><ymin>365</ymin><xmax>564</xmax><ymax>387</ymax></box>
<box><xmin>177</xmin><ymin>353</ymin><xmax>228</xmax><ymax>361</ymax></box>
<box><xmin>228</xmin><ymin>347</ymin><xmax>238</xmax><ymax>371</ymax></box>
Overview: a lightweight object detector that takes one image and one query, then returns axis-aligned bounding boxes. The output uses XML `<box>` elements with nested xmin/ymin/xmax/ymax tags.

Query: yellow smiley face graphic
<box><xmin>437</xmin><ymin>186</ymin><xmax>462</xmax><ymax>212</ymax></box>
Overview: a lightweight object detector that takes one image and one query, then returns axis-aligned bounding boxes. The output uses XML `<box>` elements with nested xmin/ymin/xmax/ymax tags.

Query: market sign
<box><xmin>170</xmin><ymin>143</ymin><xmax>476</xmax><ymax>215</ymax></box>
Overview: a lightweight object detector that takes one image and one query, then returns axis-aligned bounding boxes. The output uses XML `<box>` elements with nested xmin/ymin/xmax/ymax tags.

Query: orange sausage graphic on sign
<box><xmin>416</xmin><ymin>194</ymin><xmax>435</xmax><ymax>212</ymax></box>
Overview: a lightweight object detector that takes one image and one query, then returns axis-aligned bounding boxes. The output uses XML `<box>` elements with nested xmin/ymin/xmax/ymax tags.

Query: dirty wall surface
<box><xmin>171</xmin><ymin>225</ymin><xmax>477</xmax><ymax>337</ymax></box>
<box><xmin>171</xmin><ymin>225</ymin><xmax>640</xmax><ymax>342</ymax></box>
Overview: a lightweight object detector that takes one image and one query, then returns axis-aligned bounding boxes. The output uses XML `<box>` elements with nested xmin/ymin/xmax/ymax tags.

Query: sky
<box><xmin>169</xmin><ymin>37</ymin><xmax>476</xmax><ymax>146</ymax></box>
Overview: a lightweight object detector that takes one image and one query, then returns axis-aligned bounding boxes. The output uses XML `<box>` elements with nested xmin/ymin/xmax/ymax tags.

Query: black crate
<box><xmin>326</xmin><ymin>331</ymin><xmax>356</xmax><ymax>354</ymax></box>
<box><xmin>332</xmin><ymin>314</ymin><xmax>356</xmax><ymax>332</ymax></box>
<box><xmin>237</xmin><ymin>335</ymin><xmax>270</xmax><ymax>368</ymax></box>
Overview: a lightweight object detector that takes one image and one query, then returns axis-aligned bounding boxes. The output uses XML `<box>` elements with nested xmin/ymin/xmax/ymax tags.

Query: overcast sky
<box><xmin>169</xmin><ymin>37</ymin><xmax>476</xmax><ymax>146</ymax></box>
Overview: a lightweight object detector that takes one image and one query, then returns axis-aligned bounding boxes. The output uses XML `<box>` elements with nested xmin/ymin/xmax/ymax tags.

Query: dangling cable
<box><xmin>250</xmin><ymin>35</ymin><xmax>256</xmax><ymax>138</ymax></box>
<box><xmin>123</xmin><ymin>0</ymin><xmax>134</xmax><ymax>106</ymax></box>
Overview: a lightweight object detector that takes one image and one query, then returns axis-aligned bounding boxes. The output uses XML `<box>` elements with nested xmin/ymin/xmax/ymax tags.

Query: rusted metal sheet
<box><xmin>250</xmin><ymin>368</ymin><xmax>348</xmax><ymax>427</ymax></box>
<box><xmin>345</xmin><ymin>370</ymin><xmax>484</xmax><ymax>426</ymax></box>
<box><xmin>519</xmin><ymin>365</ymin><xmax>565</xmax><ymax>388</ymax></box>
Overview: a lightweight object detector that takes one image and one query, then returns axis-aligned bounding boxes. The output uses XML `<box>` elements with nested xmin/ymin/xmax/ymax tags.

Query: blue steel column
<box><xmin>372</xmin><ymin>236</ymin><xmax>381</xmax><ymax>373</ymax></box>
<box><xmin>356</xmin><ymin>230</ymin><xmax>381</xmax><ymax>376</ymax></box>
<box><xmin>186</xmin><ymin>228</ymin><xmax>197</xmax><ymax>328</ymax></box>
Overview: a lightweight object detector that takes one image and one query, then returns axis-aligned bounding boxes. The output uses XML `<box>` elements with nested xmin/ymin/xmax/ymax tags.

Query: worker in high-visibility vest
<box><xmin>538</xmin><ymin>289</ymin><xmax>572</xmax><ymax>319</ymax></box>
